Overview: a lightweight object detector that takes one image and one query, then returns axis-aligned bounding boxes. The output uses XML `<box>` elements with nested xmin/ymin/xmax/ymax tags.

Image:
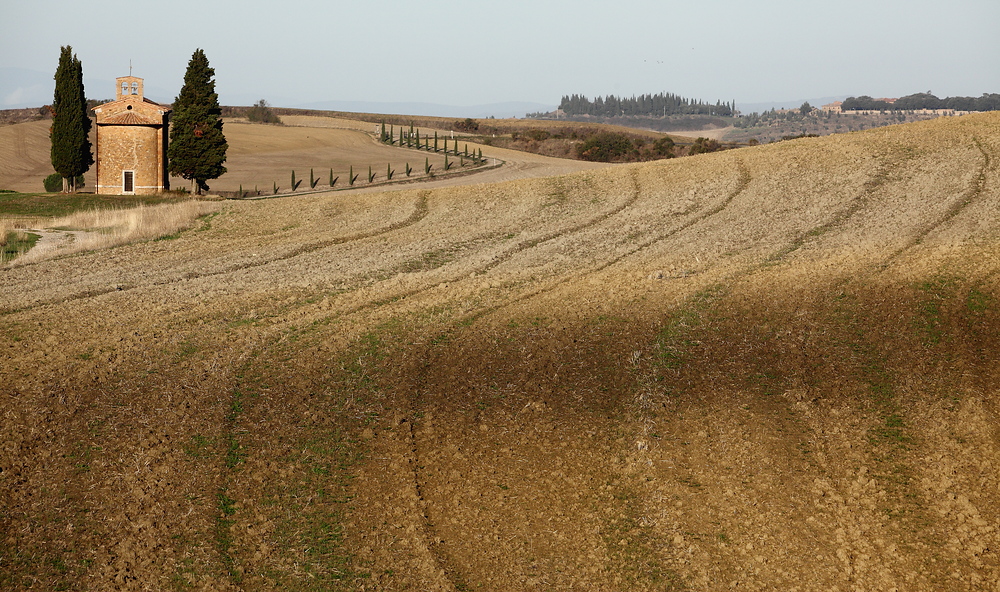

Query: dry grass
<box><xmin>6</xmin><ymin>200</ymin><xmax>220</xmax><ymax>265</ymax></box>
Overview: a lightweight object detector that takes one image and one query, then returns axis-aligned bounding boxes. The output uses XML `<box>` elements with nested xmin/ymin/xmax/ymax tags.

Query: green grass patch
<box><xmin>599</xmin><ymin>481</ymin><xmax>684</xmax><ymax>590</ymax></box>
<box><xmin>654</xmin><ymin>284</ymin><xmax>726</xmax><ymax>369</ymax></box>
<box><xmin>0</xmin><ymin>191</ymin><xmax>194</xmax><ymax>217</ymax></box>
<box><xmin>184</xmin><ymin>434</ymin><xmax>214</xmax><ymax>458</ymax></box>
<box><xmin>1</xmin><ymin>230</ymin><xmax>40</xmax><ymax>262</ymax></box>
<box><xmin>915</xmin><ymin>275</ymin><xmax>959</xmax><ymax>346</ymax></box>
<box><xmin>966</xmin><ymin>286</ymin><xmax>992</xmax><ymax>314</ymax></box>
<box><xmin>214</xmin><ymin>490</ymin><xmax>241</xmax><ymax>582</ymax></box>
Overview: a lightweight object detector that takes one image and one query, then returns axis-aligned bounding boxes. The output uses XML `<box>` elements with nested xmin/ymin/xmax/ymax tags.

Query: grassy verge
<box><xmin>1</xmin><ymin>230</ymin><xmax>40</xmax><ymax>262</ymax></box>
<box><xmin>0</xmin><ymin>191</ymin><xmax>196</xmax><ymax>217</ymax></box>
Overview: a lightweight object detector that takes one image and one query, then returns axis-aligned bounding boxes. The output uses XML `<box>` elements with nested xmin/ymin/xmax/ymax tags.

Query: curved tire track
<box><xmin>0</xmin><ymin>192</ymin><xmax>431</xmax><ymax>315</ymax></box>
<box><xmin>878</xmin><ymin>137</ymin><xmax>992</xmax><ymax>269</ymax></box>
<box><xmin>452</xmin><ymin>160</ymin><xmax>752</xmax><ymax>326</ymax></box>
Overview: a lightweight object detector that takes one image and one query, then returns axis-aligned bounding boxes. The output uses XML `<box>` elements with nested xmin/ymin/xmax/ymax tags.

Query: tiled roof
<box><xmin>99</xmin><ymin>110</ymin><xmax>163</xmax><ymax>125</ymax></box>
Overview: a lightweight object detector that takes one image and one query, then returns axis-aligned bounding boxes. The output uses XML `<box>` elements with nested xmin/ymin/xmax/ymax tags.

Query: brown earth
<box><xmin>2</xmin><ymin>113</ymin><xmax>1000</xmax><ymax>591</ymax></box>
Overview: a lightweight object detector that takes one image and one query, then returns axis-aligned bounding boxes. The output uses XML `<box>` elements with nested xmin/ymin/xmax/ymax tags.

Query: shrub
<box><xmin>246</xmin><ymin>99</ymin><xmax>282</xmax><ymax>124</ymax></box>
<box><xmin>454</xmin><ymin>118</ymin><xmax>479</xmax><ymax>132</ymax></box>
<box><xmin>44</xmin><ymin>173</ymin><xmax>84</xmax><ymax>192</ymax></box>
<box><xmin>44</xmin><ymin>173</ymin><xmax>63</xmax><ymax>192</ymax></box>
<box><xmin>688</xmin><ymin>137</ymin><xmax>723</xmax><ymax>155</ymax></box>
<box><xmin>576</xmin><ymin>132</ymin><xmax>636</xmax><ymax>162</ymax></box>
<box><xmin>525</xmin><ymin>129</ymin><xmax>550</xmax><ymax>142</ymax></box>
<box><xmin>651</xmin><ymin>136</ymin><xmax>675</xmax><ymax>158</ymax></box>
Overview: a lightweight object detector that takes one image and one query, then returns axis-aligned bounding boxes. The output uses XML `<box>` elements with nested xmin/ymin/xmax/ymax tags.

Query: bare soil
<box><xmin>2</xmin><ymin>113</ymin><xmax>1000</xmax><ymax>591</ymax></box>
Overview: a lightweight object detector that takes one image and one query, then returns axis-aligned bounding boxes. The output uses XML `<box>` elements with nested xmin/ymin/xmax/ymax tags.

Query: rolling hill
<box><xmin>2</xmin><ymin>113</ymin><xmax>999</xmax><ymax>591</ymax></box>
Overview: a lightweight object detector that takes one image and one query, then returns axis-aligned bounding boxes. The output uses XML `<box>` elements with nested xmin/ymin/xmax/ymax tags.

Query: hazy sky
<box><xmin>3</xmin><ymin>0</ymin><xmax>998</xmax><ymax>110</ymax></box>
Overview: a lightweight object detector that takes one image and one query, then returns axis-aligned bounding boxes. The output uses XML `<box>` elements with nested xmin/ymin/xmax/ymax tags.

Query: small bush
<box><xmin>576</xmin><ymin>132</ymin><xmax>636</xmax><ymax>162</ymax></box>
<box><xmin>454</xmin><ymin>118</ymin><xmax>479</xmax><ymax>132</ymax></box>
<box><xmin>44</xmin><ymin>173</ymin><xmax>63</xmax><ymax>192</ymax></box>
<box><xmin>246</xmin><ymin>99</ymin><xmax>282</xmax><ymax>124</ymax></box>
<box><xmin>525</xmin><ymin>129</ymin><xmax>550</xmax><ymax>142</ymax></box>
<box><xmin>43</xmin><ymin>173</ymin><xmax>84</xmax><ymax>192</ymax></box>
<box><xmin>688</xmin><ymin>137</ymin><xmax>723</xmax><ymax>155</ymax></box>
<box><xmin>651</xmin><ymin>136</ymin><xmax>675</xmax><ymax>158</ymax></box>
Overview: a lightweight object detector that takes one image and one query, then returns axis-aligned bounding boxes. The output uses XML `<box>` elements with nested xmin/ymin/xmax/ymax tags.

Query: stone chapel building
<box><xmin>92</xmin><ymin>76</ymin><xmax>171</xmax><ymax>194</ymax></box>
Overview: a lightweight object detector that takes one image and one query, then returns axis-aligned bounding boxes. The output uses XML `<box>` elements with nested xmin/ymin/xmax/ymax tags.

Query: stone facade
<box><xmin>93</xmin><ymin>77</ymin><xmax>171</xmax><ymax>195</ymax></box>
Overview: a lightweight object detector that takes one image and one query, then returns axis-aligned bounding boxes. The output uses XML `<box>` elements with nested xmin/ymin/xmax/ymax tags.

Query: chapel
<box><xmin>92</xmin><ymin>76</ymin><xmax>171</xmax><ymax>194</ymax></box>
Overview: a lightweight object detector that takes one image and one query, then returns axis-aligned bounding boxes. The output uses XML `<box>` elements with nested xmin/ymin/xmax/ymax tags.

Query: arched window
<box><xmin>131</xmin><ymin>82</ymin><xmax>139</xmax><ymax>95</ymax></box>
<box><xmin>121</xmin><ymin>82</ymin><xmax>129</xmax><ymax>96</ymax></box>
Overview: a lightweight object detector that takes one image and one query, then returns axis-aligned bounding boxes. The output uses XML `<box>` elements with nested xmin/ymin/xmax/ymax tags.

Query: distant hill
<box><xmin>292</xmin><ymin>100</ymin><xmax>556</xmax><ymax>119</ymax></box>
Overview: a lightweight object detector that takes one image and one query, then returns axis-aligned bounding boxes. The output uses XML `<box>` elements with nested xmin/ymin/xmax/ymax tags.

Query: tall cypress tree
<box><xmin>50</xmin><ymin>46</ymin><xmax>93</xmax><ymax>193</ymax></box>
<box><xmin>168</xmin><ymin>49</ymin><xmax>227</xmax><ymax>194</ymax></box>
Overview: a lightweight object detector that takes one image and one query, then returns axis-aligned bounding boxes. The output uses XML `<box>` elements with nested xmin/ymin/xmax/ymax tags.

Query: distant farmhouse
<box><xmin>92</xmin><ymin>76</ymin><xmax>171</xmax><ymax>195</ymax></box>
<box><xmin>822</xmin><ymin>98</ymin><xmax>970</xmax><ymax>117</ymax></box>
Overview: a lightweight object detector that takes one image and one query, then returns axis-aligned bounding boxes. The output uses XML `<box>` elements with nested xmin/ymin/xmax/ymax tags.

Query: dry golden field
<box><xmin>2</xmin><ymin>113</ymin><xmax>1000</xmax><ymax>591</ymax></box>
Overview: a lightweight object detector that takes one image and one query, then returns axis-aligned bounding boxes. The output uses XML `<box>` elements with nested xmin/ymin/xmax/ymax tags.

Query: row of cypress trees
<box><xmin>379</xmin><ymin>123</ymin><xmax>485</xmax><ymax>163</ymax></box>
<box><xmin>48</xmin><ymin>46</ymin><xmax>227</xmax><ymax>195</ymax></box>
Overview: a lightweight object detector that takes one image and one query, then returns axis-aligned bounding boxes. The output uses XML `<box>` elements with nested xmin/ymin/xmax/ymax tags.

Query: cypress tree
<box><xmin>50</xmin><ymin>46</ymin><xmax>93</xmax><ymax>193</ymax></box>
<box><xmin>168</xmin><ymin>49</ymin><xmax>228</xmax><ymax>195</ymax></box>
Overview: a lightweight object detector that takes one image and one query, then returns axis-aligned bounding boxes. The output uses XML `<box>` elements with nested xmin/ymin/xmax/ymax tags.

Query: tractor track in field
<box><xmin>442</xmin><ymin>160</ymin><xmax>753</xmax><ymax>328</ymax></box>
<box><xmin>879</xmin><ymin>137</ymin><xmax>994</xmax><ymax>270</ymax></box>
<box><xmin>0</xmin><ymin>191</ymin><xmax>432</xmax><ymax>316</ymax></box>
<box><xmin>383</xmin><ymin>161</ymin><xmax>750</xmax><ymax>590</ymax></box>
<box><xmin>254</xmin><ymin>169</ymin><xmax>651</xmax><ymax>328</ymax></box>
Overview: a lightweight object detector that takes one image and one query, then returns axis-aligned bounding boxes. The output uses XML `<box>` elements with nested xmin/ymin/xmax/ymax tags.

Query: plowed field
<box><xmin>3</xmin><ymin>113</ymin><xmax>1000</xmax><ymax>591</ymax></box>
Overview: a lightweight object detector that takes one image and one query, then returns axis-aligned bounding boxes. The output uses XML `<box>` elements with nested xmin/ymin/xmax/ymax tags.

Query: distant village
<box><xmin>818</xmin><ymin>99</ymin><xmax>971</xmax><ymax>117</ymax></box>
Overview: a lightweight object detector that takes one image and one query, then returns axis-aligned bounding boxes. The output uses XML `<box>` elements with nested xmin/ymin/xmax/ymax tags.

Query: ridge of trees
<box><xmin>557</xmin><ymin>93</ymin><xmax>735</xmax><ymax>118</ymax></box>
<box><xmin>842</xmin><ymin>92</ymin><xmax>1000</xmax><ymax>112</ymax></box>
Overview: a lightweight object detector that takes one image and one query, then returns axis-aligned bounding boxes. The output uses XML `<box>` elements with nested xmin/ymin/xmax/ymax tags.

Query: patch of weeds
<box><xmin>66</xmin><ymin>441</ymin><xmax>98</xmax><ymax>473</ymax></box>
<box><xmin>176</xmin><ymin>340</ymin><xmax>200</xmax><ymax>359</ymax></box>
<box><xmin>599</xmin><ymin>482</ymin><xmax>685</xmax><ymax>590</ymax></box>
<box><xmin>429</xmin><ymin>331</ymin><xmax>451</xmax><ymax>346</ymax></box>
<box><xmin>915</xmin><ymin>275</ymin><xmax>958</xmax><ymax>347</ymax></box>
<box><xmin>399</xmin><ymin>246</ymin><xmax>459</xmax><ymax>273</ymax></box>
<box><xmin>542</xmin><ymin>179</ymin><xmax>570</xmax><ymax>207</ymax></box>
<box><xmin>265</xmin><ymin>429</ymin><xmax>366</xmax><ymax>590</ymax></box>
<box><xmin>654</xmin><ymin>284</ymin><xmax>726</xmax><ymax>370</ymax></box>
<box><xmin>215</xmin><ymin>490</ymin><xmax>240</xmax><ymax>582</ymax></box>
<box><xmin>224</xmin><ymin>391</ymin><xmax>246</xmax><ymax>469</ymax></box>
<box><xmin>830</xmin><ymin>285</ymin><xmax>925</xmax><ymax>521</ymax></box>
<box><xmin>966</xmin><ymin>286</ymin><xmax>992</xmax><ymax>314</ymax></box>
<box><xmin>86</xmin><ymin>418</ymin><xmax>106</xmax><ymax>438</ymax></box>
<box><xmin>1</xmin><ymin>230</ymin><xmax>40</xmax><ymax>262</ymax></box>
<box><xmin>184</xmin><ymin>434</ymin><xmax>214</xmax><ymax>458</ymax></box>
<box><xmin>171</xmin><ymin>556</ymin><xmax>198</xmax><ymax>590</ymax></box>
<box><xmin>154</xmin><ymin>230</ymin><xmax>183</xmax><ymax>242</ymax></box>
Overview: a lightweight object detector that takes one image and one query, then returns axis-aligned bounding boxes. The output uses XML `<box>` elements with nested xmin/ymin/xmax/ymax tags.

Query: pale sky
<box><xmin>2</xmin><ymin>0</ymin><xmax>998</xmax><ymax>111</ymax></box>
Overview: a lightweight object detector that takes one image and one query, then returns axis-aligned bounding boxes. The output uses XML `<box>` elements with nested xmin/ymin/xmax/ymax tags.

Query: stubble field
<box><xmin>2</xmin><ymin>113</ymin><xmax>1000</xmax><ymax>591</ymax></box>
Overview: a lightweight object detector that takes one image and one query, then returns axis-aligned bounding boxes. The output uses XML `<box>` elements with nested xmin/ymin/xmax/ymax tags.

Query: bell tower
<box><xmin>116</xmin><ymin>76</ymin><xmax>144</xmax><ymax>101</ymax></box>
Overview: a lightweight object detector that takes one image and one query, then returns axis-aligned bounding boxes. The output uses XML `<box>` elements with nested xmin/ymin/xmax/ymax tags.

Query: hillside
<box><xmin>2</xmin><ymin>114</ymin><xmax>1000</xmax><ymax>591</ymax></box>
<box><xmin>0</xmin><ymin>114</ymin><xmax>615</xmax><ymax>194</ymax></box>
